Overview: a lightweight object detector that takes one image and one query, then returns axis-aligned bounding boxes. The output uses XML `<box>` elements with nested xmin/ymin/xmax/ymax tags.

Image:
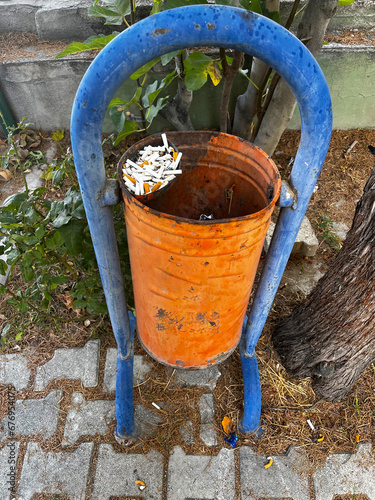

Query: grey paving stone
<box><xmin>265</xmin><ymin>216</ymin><xmax>319</xmax><ymax>257</ymax></box>
<box><xmin>179</xmin><ymin>420</ymin><xmax>194</xmax><ymax>445</ymax></box>
<box><xmin>0</xmin><ymin>389</ymin><xmax>62</xmax><ymax>442</ymax></box>
<box><xmin>239</xmin><ymin>446</ymin><xmax>311</xmax><ymax>500</ymax></box>
<box><xmin>34</xmin><ymin>339</ymin><xmax>100</xmax><ymax>391</ymax></box>
<box><xmin>103</xmin><ymin>348</ymin><xmax>152</xmax><ymax>393</ymax></box>
<box><xmin>134</xmin><ymin>404</ymin><xmax>164</xmax><ymax>439</ymax></box>
<box><xmin>198</xmin><ymin>393</ymin><xmax>216</xmax><ymax>424</ymax></box>
<box><xmin>0</xmin><ymin>442</ymin><xmax>20</xmax><ymax>500</ymax></box>
<box><xmin>313</xmin><ymin>443</ymin><xmax>375</xmax><ymax>500</ymax></box>
<box><xmin>173</xmin><ymin>365</ymin><xmax>221</xmax><ymax>390</ymax></box>
<box><xmin>200</xmin><ymin>423</ymin><xmax>218</xmax><ymax>446</ymax></box>
<box><xmin>0</xmin><ymin>353</ymin><xmax>31</xmax><ymax>390</ymax></box>
<box><xmin>92</xmin><ymin>443</ymin><xmax>164</xmax><ymax>500</ymax></box>
<box><xmin>17</xmin><ymin>441</ymin><xmax>94</xmax><ymax>500</ymax></box>
<box><xmin>167</xmin><ymin>445</ymin><xmax>235</xmax><ymax>500</ymax></box>
<box><xmin>332</xmin><ymin>221</ymin><xmax>350</xmax><ymax>240</ymax></box>
<box><xmin>62</xmin><ymin>392</ymin><xmax>115</xmax><ymax>446</ymax></box>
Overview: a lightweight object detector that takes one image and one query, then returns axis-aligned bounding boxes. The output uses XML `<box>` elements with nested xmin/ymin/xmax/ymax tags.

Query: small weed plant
<box><xmin>317</xmin><ymin>214</ymin><xmax>342</xmax><ymax>252</ymax></box>
<box><xmin>0</xmin><ymin>121</ymin><xmax>132</xmax><ymax>346</ymax></box>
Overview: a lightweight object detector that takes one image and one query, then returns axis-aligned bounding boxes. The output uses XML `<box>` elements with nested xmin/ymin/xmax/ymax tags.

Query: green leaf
<box><xmin>183</xmin><ymin>52</ymin><xmax>217</xmax><ymax>91</ymax></box>
<box><xmin>52</xmin><ymin>276</ymin><xmax>69</xmax><ymax>285</ymax></box>
<box><xmin>160</xmin><ymin>50</ymin><xmax>182</xmax><ymax>66</ymax></box>
<box><xmin>108</xmin><ymin>87</ymin><xmax>142</xmax><ymax>109</ymax></box>
<box><xmin>1</xmin><ymin>323</ymin><xmax>11</xmax><ymax>338</ymax></box>
<box><xmin>113</xmin><ymin>120</ymin><xmax>139</xmax><ymax>145</ymax></box>
<box><xmin>23</xmin><ymin>235</ymin><xmax>39</xmax><ymax>246</ymax></box>
<box><xmin>2</xmin><ymin>192</ymin><xmax>27</xmax><ymax>208</ymax></box>
<box><xmin>53</xmin><ymin>212</ymin><xmax>72</xmax><ymax>228</ymax></box>
<box><xmin>72</xmin><ymin>299</ymin><xmax>87</xmax><ymax>309</ymax></box>
<box><xmin>338</xmin><ymin>0</ymin><xmax>355</xmax><ymax>4</ymax></box>
<box><xmin>21</xmin><ymin>254</ymin><xmax>34</xmax><ymax>282</ymax></box>
<box><xmin>159</xmin><ymin>0</ymin><xmax>205</xmax><ymax>11</ymax></box>
<box><xmin>55</xmin><ymin>34</ymin><xmax>117</xmax><ymax>58</ymax></box>
<box><xmin>87</xmin><ymin>298</ymin><xmax>108</xmax><ymax>314</ymax></box>
<box><xmin>59</xmin><ymin>219</ymin><xmax>85</xmax><ymax>255</ymax></box>
<box><xmin>239</xmin><ymin>0</ymin><xmax>262</xmax><ymax>13</ymax></box>
<box><xmin>130</xmin><ymin>58</ymin><xmax>160</xmax><ymax>80</ymax></box>
<box><xmin>109</xmin><ymin>107</ymin><xmax>126</xmax><ymax>133</ymax></box>
<box><xmin>35</xmin><ymin>225</ymin><xmax>46</xmax><ymax>240</ymax></box>
<box><xmin>185</xmin><ymin>70</ymin><xmax>208</xmax><ymax>91</ymax></box>
<box><xmin>146</xmin><ymin>97</ymin><xmax>168</xmax><ymax>124</ymax></box>
<box><xmin>45</xmin><ymin>230</ymin><xmax>65</xmax><ymax>249</ymax></box>
<box><xmin>15</xmin><ymin>333</ymin><xmax>23</xmax><ymax>341</ymax></box>
<box><xmin>0</xmin><ymin>259</ymin><xmax>7</xmax><ymax>275</ymax></box>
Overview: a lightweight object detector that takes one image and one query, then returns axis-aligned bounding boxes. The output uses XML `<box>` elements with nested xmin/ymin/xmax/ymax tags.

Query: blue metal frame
<box><xmin>70</xmin><ymin>5</ymin><xmax>332</xmax><ymax>442</ymax></box>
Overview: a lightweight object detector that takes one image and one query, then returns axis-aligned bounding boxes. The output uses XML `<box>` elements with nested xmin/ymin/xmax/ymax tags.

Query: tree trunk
<box><xmin>253</xmin><ymin>0</ymin><xmax>339</xmax><ymax>155</ymax></box>
<box><xmin>272</xmin><ymin>162</ymin><xmax>375</xmax><ymax>401</ymax></box>
<box><xmin>159</xmin><ymin>52</ymin><xmax>194</xmax><ymax>131</ymax></box>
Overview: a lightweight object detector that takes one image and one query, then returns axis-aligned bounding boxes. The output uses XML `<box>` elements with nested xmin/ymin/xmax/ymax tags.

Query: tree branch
<box><xmin>220</xmin><ymin>50</ymin><xmax>243</xmax><ymax>133</ymax></box>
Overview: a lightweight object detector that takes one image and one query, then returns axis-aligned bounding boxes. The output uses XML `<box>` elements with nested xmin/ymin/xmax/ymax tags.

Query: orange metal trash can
<box><xmin>118</xmin><ymin>131</ymin><xmax>281</xmax><ymax>368</ymax></box>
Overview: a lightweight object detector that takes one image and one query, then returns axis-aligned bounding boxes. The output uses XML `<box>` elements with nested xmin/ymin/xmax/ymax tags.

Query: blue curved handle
<box><xmin>71</xmin><ymin>5</ymin><xmax>332</xmax><ymax>438</ymax></box>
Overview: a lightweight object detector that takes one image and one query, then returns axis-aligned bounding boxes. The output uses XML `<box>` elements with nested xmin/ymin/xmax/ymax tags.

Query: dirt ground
<box><xmin>1</xmin><ymin>128</ymin><xmax>375</xmax><ymax>465</ymax></box>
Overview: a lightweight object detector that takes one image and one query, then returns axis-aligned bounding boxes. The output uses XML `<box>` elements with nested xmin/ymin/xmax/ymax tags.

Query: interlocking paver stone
<box><xmin>198</xmin><ymin>393</ymin><xmax>215</xmax><ymax>424</ymax></box>
<box><xmin>92</xmin><ymin>444</ymin><xmax>164</xmax><ymax>500</ymax></box>
<box><xmin>0</xmin><ymin>389</ymin><xmax>62</xmax><ymax>442</ymax></box>
<box><xmin>239</xmin><ymin>446</ymin><xmax>311</xmax><ymax>500</ymax></box>
<box><xmin>179</xmin><ymin>420</ymin><xmax>194</xmax><ymax>445</ymax></box>
<box><xmin>62</xmin><ymin>392</ymin><xmax>115</xmax><ymax>446</ymax></box>
<box><xmin>135</xmin><ymin>404</ymin><xmax>164</xmax><ymax>438</ymax></box>
<box><xmin>17</xmin><ymin>441</ymin><xmax>94</xmax><ymax>500</ymax></box>
<box><xmin>103</xmin><ymin>349</ymin><xmax>152</xmax><ymax>393</ymax></box>
<box><xmin>313</xmin><ymin>443</ymin><xmax>375</xmax><ymax>500</ymax></box>
<box><xmin>173</xmin><ymin>365</ymin><xmax>221</xmax><ymax>390</ymax></box>
<box><xmin>34</xmin><ymin>339</ymin><xmax>100</xmax><ymax>391</ymax></box>
<box><xmin>167</xmin><ymin>445</ymin><xmax>235</xmax><ymax>500</ymax></box>
<box><xmin>200</xmin><ymin>423</ymin><xmax>218</xmax><ymax>446</ymax></box>
<box><xmin>0</xmin><ymin>442</ymin><xmax>19</xmax><ymax>500</ymax></box>
<box><xmin>0</xmin><ymin>354</ymin><xmax>31</xmax><ymax>390</ymax></box>
<box><xmin>198</xmin><ymin>392</ymin><xmax>218</xmax><ymax>446</ymax></box>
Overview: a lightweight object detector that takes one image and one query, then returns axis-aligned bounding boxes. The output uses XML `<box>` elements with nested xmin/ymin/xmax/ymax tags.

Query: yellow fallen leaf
<box><xmin>0</xmin><ymin>170</ymin><xmax>12</xmax><ymax>181</ymax></box>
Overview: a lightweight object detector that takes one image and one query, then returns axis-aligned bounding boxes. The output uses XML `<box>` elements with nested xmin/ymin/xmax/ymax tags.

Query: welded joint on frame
<box><xmin>277</xmin><ymin>180</ymin><xmax>298</xmax><ymax>209</ymax></box>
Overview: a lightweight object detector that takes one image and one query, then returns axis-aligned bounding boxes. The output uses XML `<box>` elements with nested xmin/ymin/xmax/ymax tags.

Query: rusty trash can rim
<box><xmin>117</xmin><ymin>131</ymin><xmax>281</xmax><ymax>226</ymax></box>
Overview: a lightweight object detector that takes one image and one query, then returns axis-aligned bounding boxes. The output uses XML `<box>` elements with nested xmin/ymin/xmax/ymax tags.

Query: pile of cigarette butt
<box><xmin>121</xmin><ymin>133</ymin><xmax>182</xmax><ymax>196</ymax></box>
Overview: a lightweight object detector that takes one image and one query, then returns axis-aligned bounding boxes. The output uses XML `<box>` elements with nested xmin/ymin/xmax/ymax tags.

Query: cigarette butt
<box><xmin>264</xmin><ymin>457</ymin><xmax>273</xmax><ymax>469</ymax></box>
<box><xmin>161</xmin><ymin>132</ymin><xmax>168</xmax><ymax>150</ymax></box>
<box><xmin>135</xmin><ymin>480</ymin><xmax>146</xmax><ymax>490</ymax></box>
<box><xmin>126</xmin><ymin>159</ymin><xmax>139</xmax><ymax>169</ymax></box>
<box><xmin>144</xmin><ymin>182</ymin><xmax>150</xmax><ymax>193</ymax></box>
<box><xmin>307</xmin><ymin>419</ymin><xmax>315</xmax><ymax>432</ymax></box>
<box><xmin>317</xmin><ymin>433</ymin><xmax>324</xmax><ymax>442</ymax></box>
<box><xmin>355</xmin><ymin>434</ymin><xmax>360</xmax><ymax>443</ymax></box>
<box><xmin>123</xmin><ymin>173</ymin><xmax>136</xmax><ymax>185</ymax></box>
<box><xmin>173</xmin><ymin>151</ymin><xmax>178</xmax><ymax>161</ymax></box>
<box><xmin>152</xmin><ymin>182</ymin><xmax>163</xmax><ymax>192</ymax></box>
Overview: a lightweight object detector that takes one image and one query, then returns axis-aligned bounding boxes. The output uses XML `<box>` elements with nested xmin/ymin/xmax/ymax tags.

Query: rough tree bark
<box><xmin>254</xmin><ymin>0</ymin><xmax>339</xmax><ymax>155</ymax></box>
<box><xmin>272</xmin><ymin>159</ymin><xmax>375</xmax><ymax>401</ymax></box>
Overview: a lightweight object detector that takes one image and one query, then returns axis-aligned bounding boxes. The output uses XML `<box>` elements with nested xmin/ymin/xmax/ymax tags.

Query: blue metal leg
<box><xmin>239</xmin><ymin>318</ymin><xmax>262</xmax><ymax>435</ymax></box>
<box><xmin>114</xmin><ymin>311</ymin><xmax>137</xmax><ymax>446</ymax></box>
